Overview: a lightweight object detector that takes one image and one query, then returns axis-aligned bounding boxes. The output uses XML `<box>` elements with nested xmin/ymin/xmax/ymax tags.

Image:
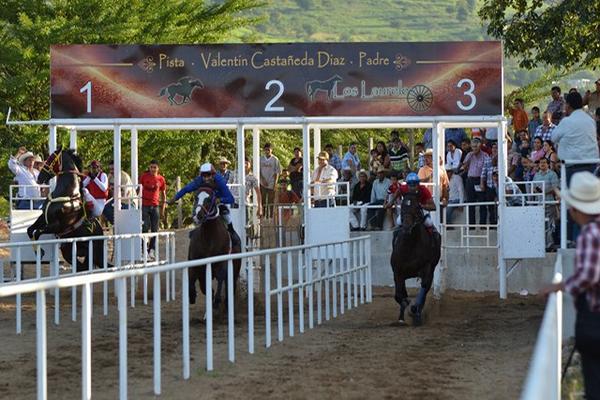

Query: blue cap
<box><xmin>406</xmin><ymin>172</ymin><xmax>420</xmax><ymax>185</ymax></box>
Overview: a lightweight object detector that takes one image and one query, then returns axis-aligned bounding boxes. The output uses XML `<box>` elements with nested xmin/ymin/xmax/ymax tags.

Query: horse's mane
<box><xmin>64</xmin><ymin>148</ymin><xmax>83</xmax><ymax>171</ymax></box>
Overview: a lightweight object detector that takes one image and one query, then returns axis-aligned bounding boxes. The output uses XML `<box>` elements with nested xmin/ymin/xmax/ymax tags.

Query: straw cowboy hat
<box><xmin>33</xmin><ymin>154</ymin><xmax>43</xmax><ymax>163</ymax></box>
<box><xmin>376</xmin><ymin>165</ymin><xmax>388</xmax><ymax>174</ymax></box>
<box><xmin>317</xmin><ymin>151</ymin><xmax>329</xmax><ymax>160</ymax></box>
<box><xmin>356</xmin><ymin>169</ymin><xmax>368</xmax><ymax>179</ymax></box>
<box><xmin>18</xmin><ymin>151</ymin><xmax>35</xmax><ymax>164</ymax></box>
<box><xmin>423</xmin><ymin>149</ymin><xmax>433</xmax><ymax>156</ymax></box>
<box><xmin>217</xmin><ymin>156</ymin><xmax>231</xmax><ymax>164</ymax></box>
<box><xmin>561</xmin><ymin>172</ymin><xmax>600</xmax><ymax>215</ymax></box>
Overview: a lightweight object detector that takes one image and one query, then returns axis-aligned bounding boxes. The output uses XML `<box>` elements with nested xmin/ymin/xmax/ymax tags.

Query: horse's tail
<box><xmin>159</xmin><ymin>87</ymin><xmax>167</xmax><ymax>97</ymax></box>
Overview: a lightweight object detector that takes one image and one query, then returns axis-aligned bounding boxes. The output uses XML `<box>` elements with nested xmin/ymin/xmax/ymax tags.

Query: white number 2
<box><xmin>265</xmin><ymin>80</ymin><xmax>285</xmax><ymax>112</ymax></box>
<box><xmin>80</xmin><ymin>81</ymin><xmax>92</xmax><ymax>113</ymax></box>
<box><xmin>456</xmin><ymin>78</ymin><xmax>476</xmax><ymax>111</ymax></box>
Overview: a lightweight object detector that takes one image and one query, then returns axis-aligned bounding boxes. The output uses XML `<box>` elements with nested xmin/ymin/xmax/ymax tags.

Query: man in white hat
<box><xmin>311</xmin><ymin>151</ymin><xmax>338</xmax><ymax>208</ymax></box>
<box><xmin>7</xmin><ymin>146</ymin><xmax>42</xmax><ymax>209</ymax></box>
<box><xmin>216</xmin><ymin>156</ymin><xmax>235</xmax><ymax>184</ymax></box>
<box><xmin>542</xmin><ymin>171</ymin><xmax>600</xmax><ymax>398</ymax></box>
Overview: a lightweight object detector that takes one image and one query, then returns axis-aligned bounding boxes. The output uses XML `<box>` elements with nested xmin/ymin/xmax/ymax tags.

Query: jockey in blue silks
<box><xmin>167</xmin><ymin>162</ymin><xmax>239</xmax><ymax>246</ymax></box>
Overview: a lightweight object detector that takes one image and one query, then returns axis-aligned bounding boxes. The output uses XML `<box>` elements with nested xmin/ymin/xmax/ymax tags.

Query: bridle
<box><xmin>41</xmin><ymin>149</ymin><xmax>80</xmax><ymax>177</ymax></box>
<box><xmin>196</xmin><ymin>188</ymin><xmax>220</xmax><ymax>225</ymax></box>
<box><xmin>400</xmin><ymin>189</ymin><xmax>424</xmax><ymax>233</ymax></box>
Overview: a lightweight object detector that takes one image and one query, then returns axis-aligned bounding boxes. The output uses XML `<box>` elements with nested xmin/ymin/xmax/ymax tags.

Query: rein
<box><xmin>196</xmin><ymin>192</ymin><xmax>220</xmax><ymax>225</ymax></box>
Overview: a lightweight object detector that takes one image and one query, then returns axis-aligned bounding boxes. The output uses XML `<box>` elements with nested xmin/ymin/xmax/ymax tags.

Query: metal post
<box><xmin>247</xmin><ymin>256</ymin><xmax>255</xmax><ymax>354</ymax></box>
<box><xmin>237</xmin><ymin>124</ymin><xmax>247</xmax><ymax>252</ymax></box>
<box><xmin>560</xmin><ymin>163</ymin><xmax>567</xmax><ymax>249</ymax></box>
<box><xmin>227</xmin><ymin>259</ymin><xmax>235</xmax><ymax>362</ymax></box>
<box><xmin>205</xmin><ymin>263</ymin><xmax>213</xmax><ymax>371</ymax></box>
<box><xmin>498</xmin><ymin>120</ymin><xmax>508</xmax><ymax>299</ymax></box>
<box><xmin>36</xmin><ymin>289</ymin><xmax>47</xmax><ymax>400</ymax></box>
<box><xmin>82</xmin><ymin>283</ymin><xmax>92</xmax><ymax>400</ymax></box>
<box><xmin>265</xmin><ymin>255</ymin><xmax>271</xmax><ymax>348</ymax></box>
<box><xmin>432</xmin><ymin>122</ymin><xmax>443</xmax><ymax>298</ymax></box>
<box><xmin>276</xmin><ymin>253</ymin><xmax>283</xmax><ymax>341</ymax></box>
<box><xmin>69</xmin><ymin>128</ymin><xmax>77</xmax><ymax>150</ymax></box>
<box><xmin>153</xmin><ymin>273</ymin><xmax>161</xmax><ymax>395</ymax></box>
<box><xmin>302</xmin><ymin>124</ymin><xmax>311</xmax><ymax>244</ymax></box>
<box><xmin>297</xmin><ymin>250</ymin><xmax>305</xmax><ymax>333</ymax></box>
<box><xmin>182</xmin><ymin>267</ymin><xmax>190</xmax><ymax>379</ymax></box>
<box><xmin>313</xmin><ymin>126</ymin><xmax>321</xmax><ymax>167</ymax></box>
<box><xmin>114</xmin><ymin>125</ymin><xmax>122</xmax><ymax>213</ymax></box>
<box><xmin>118</xmin><ymin>278</ymin><xmax>128</xmax><ymax>400</ymax></box>
<box><xmin>49</xmin><ymin>125</ymin><xmax>57</xmax><ymax>153</ymax></box>
<box><xmin>287</xmin><ymin>251</ymin><xmax>294</xmax><ymax>337</ymax></box>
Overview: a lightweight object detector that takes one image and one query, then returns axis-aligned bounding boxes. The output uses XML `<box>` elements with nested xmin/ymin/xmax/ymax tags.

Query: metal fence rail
<box><xmin>0</xmin><ymin>235</ymin><xmax>372</xmax><ymax>400</ymax></box>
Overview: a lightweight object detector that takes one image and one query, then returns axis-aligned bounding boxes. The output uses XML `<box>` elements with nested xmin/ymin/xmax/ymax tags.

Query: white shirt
<box><xmin>446</xmin><ymin>149</ymin><xmax>462</xmax><ymax>170</ymax></box>
<box><xmin>82</xmin><ymin>172</ymin><xmax>109</xmax><ymax>196</ymax></box>
<box><xmin>8</xmin><ymin>157</ymin><xmax>40</xmax><ymax>198</ymax></box>
<box><xmin>448</xmin><ymin>174</ymin><xmax>465</xmax><ymax>203</ymax></box>
<box><xmin>312</xmin><ymin>164</ymin><xmax>338</xmax><ymax>199</ymax></box>
<box><xmin>260</xmin><ymin>155</ymin><xmax>282</xmax><ymax>190</ymax></box>
<box><xmin>551</xmin><ymin>109</ymin><xmax>599</xmax><ymax>161</ymax></box>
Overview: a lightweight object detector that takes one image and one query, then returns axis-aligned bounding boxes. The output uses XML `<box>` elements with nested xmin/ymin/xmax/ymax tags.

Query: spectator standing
<box><xmin>311</xmin><ymin>151</ymin><xmax>338</xmax><ymax>208</ymax></box>
<box><xmin>375</xmin><ymin>141</ymin><xmax>391</xmax><ymax>170</ymax></box>
<box><xmin>349</xmin><ymin>170</ymin><xmax>372</xmax><ymax>231</ymax></box>
<box><xmin>533</xmin><ymin>158</ymin><xmax>559</xmax><ymax>250</ymax></box>
<box><xmin>423</xmin><ymin>128</ymin><xmax>433</xmax><ymax>149</ymax></box>
<box><xmin>445</xmin><ymin>165</ymin><xmax>465</xmax><ymax>224</ymax></box>
<box><xmin>139</xmin><ymin>160</ymin><xmax>167</xmax><ymax>260</ymax></box>
<box><xmin>287</xmin><ymin>147</ymin><xmax>303</xmax><ymax>197</ymax></box>
<box><xmin>341</xmin><ymin>142</ymin><xmax>361</xmax><ymax>174</ymax></box>
<box><xmin>461</xmin><ymin>138</ymin><xmax>490</xmax><ymax>226</ymax></box>
<box><xmin>274</xmin><ymin>177</ymin><xmax>301</xmax><ymax>225</ymax></box>
<box><xmin>368</xmin><ymin>166</ymin><xmax>391</xmax><ymax>229</ymax></box>
<box><xmin>546</xmin><ymin>86</ymin><xmax>566</xmax><ymax>116</ymax></box>
<box><xmin>388</xmin><ymin>137</ymin><xmax>409</xmax><ymax>177</ymax></box>
<box><xmin>415</xmin><ymin>142</ymin><xmax>426</xmax><ymax>169</ymax></box>
<box><xmin>528</xmin><ymin>106</ymin><xmax>542</xmax><ymax>137</ymax></box>
<box><xmin>82</xmin><ymin>160</ymin><xmax>109</xmax><ymax>217</ymax></box>
<box><xmin>418</xmin><ymin>149</ymin><xmax>433</xmax><ymax>183</ymax></box>
<box><xmin>8</xmin><ymin>147</ymin><xmax>41</xmax><ymax>209</ymax></box>
<box><xmin>103</xmin><ymin>160</ymin><xmax>134</xmax><ymax>225</ymax></box>
<box><xmin>541</xmin><ymin>172</ymin><xmax>600</xmax><ymax>400</ymax></box>
<box><xmin>260</xmin><ymin>143</ymin><xmax>281</xmax><ymax>219</ymax></box>
<box><xmin>445</xmin><ymin>128</ymin><xmax>468</xmax><ymax>147</ymax></box>
<box><xmin>583</xmin><ymin>78</ymin><xmax>600</xmax><ymax>117</ymax></box>
<box><xmin>324</xmin><ymin>143</ymin><xmax>342</xmax><ymax>175</ymax></box>
<box><xmin>459</xmin><ymin>139</ymin><xmax>471</xmax><ymax>164</ymax></box>
<box><xmin>534</xmin><ymin>111</ymin><xmax>556</xmax><ymax>142</ymax></box>
<box><xmin>244</xmin><ymin>157</ymin><xmax>262</xmax><ymax>218</ymax></box>
<box><xmin>446</xmin><ymin>140</ymin><xmax>462</xmax><ymax>170</ymax></box>
<box><xmin>509</xmin><ymin>98</ymin><xmax>529</xmax><ymax>134</ymax></box>
<box><xmin>480</xmin><ymin>143</ymin><xmax>498</xmax><ymax>225</ymax></box>
<box><xmin>216</xmin><ymin>157</ymin><xmax>235</xmax><ymax>184</ymax></box>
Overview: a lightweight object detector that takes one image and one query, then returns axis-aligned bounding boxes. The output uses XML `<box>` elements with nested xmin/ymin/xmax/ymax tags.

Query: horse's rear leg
<box><xmin>189</xmin><ymin>267</ymin><xmax>202</xmax><ymax>305</ymax></box>
<box><xmin>393</xmin><ymin>272</ymin><xmax>410</xmax><ymax>323</ymax></box>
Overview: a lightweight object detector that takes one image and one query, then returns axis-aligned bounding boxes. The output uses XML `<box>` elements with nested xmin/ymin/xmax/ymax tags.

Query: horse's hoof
<box><xmin>398</xmin><ymin>319</ymin><xmax>406</xmax><ymax>325</ymax></box>
<box><xmin>412</xmin><ymin>314</ymin><xmax>423</xmax><ymax>327</ymax></box>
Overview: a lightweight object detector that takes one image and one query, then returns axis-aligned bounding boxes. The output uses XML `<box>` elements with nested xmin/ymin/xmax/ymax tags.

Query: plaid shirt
<box><xmin>534</xmin><ymin>124</ymin><xmax>556</xmax><ymax>142</ymax></box>
<box><xmin>565</xmin><ymin>216</ymin><xmax>600</xmax><ymax>312</ymax></box>
<box><xmin>329</xmin><ymin>153</ymin><xmax>342</xmax><ymax>172</ymax></box>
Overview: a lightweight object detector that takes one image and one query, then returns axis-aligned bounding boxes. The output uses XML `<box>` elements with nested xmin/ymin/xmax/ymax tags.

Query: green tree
<box><xmin>479</xmin><ymin>0</ymin><xmax>600</xmax><ymax>69</ymax></box>
<box><xmin>0</xmin><ymin>0</ymin><xmax>262</xmax><ymax>214</ymax></box>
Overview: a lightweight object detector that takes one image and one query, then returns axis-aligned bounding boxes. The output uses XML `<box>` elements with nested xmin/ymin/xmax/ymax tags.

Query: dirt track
<box><xmin>0</xmin><ymin>285</ymin><xmax>543</xmax><ymax>400</ymax></box>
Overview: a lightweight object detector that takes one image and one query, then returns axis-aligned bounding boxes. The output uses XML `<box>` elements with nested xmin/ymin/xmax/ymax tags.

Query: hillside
<box><xmin>228</xmin><ymin>0</ymin><xmax>542</xmax><ymax>88</ymax></box>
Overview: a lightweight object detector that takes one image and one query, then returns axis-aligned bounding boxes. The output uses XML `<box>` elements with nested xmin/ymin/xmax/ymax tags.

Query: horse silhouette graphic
<box><xmin>306</xmin><ymin>75</ymin><xmax>342</xmax><ymax>101</ymax></box>
<box><xmin>159</xmin><ymin>77</ymin><xmax>204</xmax><ymax>105</ymax></box>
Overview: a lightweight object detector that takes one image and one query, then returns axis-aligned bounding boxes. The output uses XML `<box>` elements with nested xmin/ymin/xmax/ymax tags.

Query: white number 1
<box><xmin>80</xmin><ymin>81</ymin><xmax>92</xmax><ymax>113</ymax></box>
<box><xmin>456</xmin><ymin>78</ymin><xmax>476</xmax><ymax>111</ymax></box>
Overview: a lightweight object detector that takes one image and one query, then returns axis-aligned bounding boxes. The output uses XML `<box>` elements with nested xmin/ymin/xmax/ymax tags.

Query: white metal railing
<box><xmin>0</xmin><ymin>231</ymin><xmax>176</xmax><ymax>334</ymax></box>
<box><xmin>0</xmin><ymin>235</ymin><xmax>372</xmax><ymax>400</ymax></box>
<box><xmin>521</xmin><ymin>254</ymin><xmax>563</xmax><ymax>400</ymax></box>
<box><xmin>308</xmin><ymin>181</ymin><xmax>350</xmax><ymax>206</ymax></box>
<box><xmin>9</xmin><ymin>184</ymin><xmax>50</xmax><ymax>210</ymax></box>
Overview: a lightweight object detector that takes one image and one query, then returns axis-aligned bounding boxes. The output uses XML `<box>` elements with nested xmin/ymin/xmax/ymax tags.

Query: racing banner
<box><xmin>50</xmin><ymin>42</ymin><xmax>502</xmax><ymax>118</ymax></box>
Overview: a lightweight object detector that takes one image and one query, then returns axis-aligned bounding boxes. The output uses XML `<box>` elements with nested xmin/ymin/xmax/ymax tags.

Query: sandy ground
<box><xmin>0</xmin><ymin>228</ymin><xmax>545</xmax><ymax>399</ymax></box>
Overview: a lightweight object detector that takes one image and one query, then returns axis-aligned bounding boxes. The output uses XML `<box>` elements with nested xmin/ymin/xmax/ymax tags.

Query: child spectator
<box><xmin>528</xmin><ymin>106</ymin><xmax>542</xmax><ymax>137</ymax></box>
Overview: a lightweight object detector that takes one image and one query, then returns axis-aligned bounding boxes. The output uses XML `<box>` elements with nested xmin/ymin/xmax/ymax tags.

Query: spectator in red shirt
<box><xmin>509</xmin><ymin>98</ymin><xmax>530</xmax><ymax>134</ymax></box>
<box><xmin>139</xmin><ymin>160</ymin><xmax>167</xmax><ymax>259</ymax></box>
<box><xmin>542</xmin><ymin>172</ymin><xmax>600</xmax><ymax>399</ymax></box>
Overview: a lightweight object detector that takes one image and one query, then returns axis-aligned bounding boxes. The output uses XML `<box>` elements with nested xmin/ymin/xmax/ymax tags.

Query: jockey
<box><xmin>82</xmin><ymin>160</ymin><xmax>109</xmax><ymax>217</ymax></box>
<box><xmin>386</xmin><ymin>172</ymin><xmax>436</xmax><ymax>239</ymax></box>
<box><xmin>167</xmin><ymin>163</ymin><xmax>240</xmax><ymax>247</ymax></box>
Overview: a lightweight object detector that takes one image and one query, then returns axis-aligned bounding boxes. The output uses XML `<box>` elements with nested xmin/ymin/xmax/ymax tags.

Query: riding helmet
<box><xmin>406</xmin><ymin>172</ymin><xmax>420</xmax><ymax>185</ymax></box>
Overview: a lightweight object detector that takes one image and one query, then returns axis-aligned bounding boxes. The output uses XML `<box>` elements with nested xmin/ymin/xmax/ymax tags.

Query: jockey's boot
<box><xmin>227</xmin><ymin>223</ymin><xmax>242</xmax><ymax>249</ymax></box>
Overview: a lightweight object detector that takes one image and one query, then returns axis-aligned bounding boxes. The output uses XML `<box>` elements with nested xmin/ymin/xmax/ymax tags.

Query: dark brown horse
<box><xmin>390</xmin><ymin>191</ymin><xmax>441</xmax><ymax>326</ymax></box>
<box><xmin>27</xmin><ymin>146</ymin><xmax>108</xmax><ymax>271</ymax></box>
<box><xmin>188</xmin><ymin>187</ymin><xmax>241</xmax><ymax>314</ymax></box>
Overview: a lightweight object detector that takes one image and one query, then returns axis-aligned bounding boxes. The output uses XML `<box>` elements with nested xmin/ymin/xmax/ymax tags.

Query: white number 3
<box><xmin>456</xmin><ymin>78</ymin><xmax>476</xmax><ymax>111</ymax></box>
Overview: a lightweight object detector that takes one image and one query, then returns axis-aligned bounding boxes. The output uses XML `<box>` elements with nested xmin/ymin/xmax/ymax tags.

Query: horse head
<box><xmin>190</xmin><ymin>79</ymin><xmax>204</xmax><ymax>89</ymax></box>
<box><xmin>38</xmin><ymin>146</ymin><xmax>63</xmax><ymax>184</ymax></box>
<box><xmin>333</xmin><ymin>74</ymin><xmax>343</xmax><ymax>83</ymax></box>
<box><xmin>400</xmin><ymin>192</ymin><xmax>424</xmax><ymax>234</ymax></box>
<box><xmin>194</xmin><ymin>188</ymin><xmax>219</xmax><ymax>224</ymax></box>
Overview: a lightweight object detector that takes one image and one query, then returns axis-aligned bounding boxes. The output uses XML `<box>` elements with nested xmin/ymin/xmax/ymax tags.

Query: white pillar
<box><xmin>49</xmin><ymin>125</ymin><xmax>57</xmax><ymax>153</ymax></box>
<box><xmin>252</xmin><ymin>128</ymin><xmax>260</xmax><ymax>182</ymax></box>
<box><xmin>130</xmin><ymin>128</ymin><xmax>139</xmax><ymax>185</ymax></box>
<box><xmin>302</xmin><ymin>124</ymin><xmax>311</xmax><ymax>244</ymax></box>
<box><xmin>237</xmin><ymin>124</ymin><xmax>247</xmax><ymax>252</ymax></box>
<box><xmin>313</xmin><ymin>126</ymin><xmax>321</xmax><ymax>167</ymax></box>
<box><xmin>498</xmin><ymin>120</ymin><xmax>508</xmax><ymax>299</ymax></box>
<box><xmin>432</xmin><ymin>123</ymin><xmax>444</xmax><ymax>298</ymax></box>
<box><xmin>69</xmin><ymin>128</ymin><xmax>77</xmax><ymax>150</ymax></box>
<box><xmin>113</xmin><ymin>126</ymin><xmax>122</xmax><ymax>213</ymax></box>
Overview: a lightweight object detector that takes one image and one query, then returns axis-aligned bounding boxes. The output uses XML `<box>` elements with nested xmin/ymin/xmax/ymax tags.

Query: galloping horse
<box><xmin>188</xmin><ymin>187</ymin><xmax>241</xmax><ymax>314</ymax></box>
<box><xmin>306</xmin><ymin>75</ymin><xmax>343</xmax><ymax>101</ymax></box>
<box><xmin>27</xmin><ymin>146</ymin><xmax>108</xmax><ymax>271</ymax></box>
<box><xmin>390</xmin><ymin>192</ymin><xmax>441</xmax><ymax>326</ymax></box>
<box><xmin>159</xmin><ymin>77</ymin><xmax>204</xmax><ymax>105</ymax></box>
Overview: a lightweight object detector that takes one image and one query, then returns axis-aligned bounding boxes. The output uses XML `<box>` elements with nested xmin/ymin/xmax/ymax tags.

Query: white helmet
<box><xmin>199</xmin><ymin>163</ymin><xmax>215</xmax><ymax>174</ymax></box>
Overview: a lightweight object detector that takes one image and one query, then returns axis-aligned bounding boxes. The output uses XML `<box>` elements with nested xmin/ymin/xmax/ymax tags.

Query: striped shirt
<box><xmin>534</xmin><ymin>124</ymin><xmax>556</xmax><ymax>142</ymax></box>
<box><xmin>463</xmin><ymin>151</ymin><xmax>490</xmax><ymax>178</ymax></box>
<box><xmin>564</xmin><ymin>216</ymin><xmax>600</xmax><ymax>312</ymax></box>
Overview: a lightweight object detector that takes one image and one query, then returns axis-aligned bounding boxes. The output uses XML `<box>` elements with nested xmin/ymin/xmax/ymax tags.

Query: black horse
<box><xmin>306</xmin><ymin>74</ymin><xmax>342</xmax><ymax>101</ymax></box>
<box><xmin>188</xmin><ymin>188</ymin><xmax>241</xmax><ymax>315</ymax></box>
<box><xmin>159</xmin><ymin>77</ymin><xmax>204</xmax><ymax>105</ymax></box>
<box><xmin>27</xmin><ymin>146</ymin><xmax>109</xmax><ymax>272</ymax></box>
<box><xmin>390</xmin><ymin>192</ymin><xmax>441</xmax><ymax>326</ymax></box>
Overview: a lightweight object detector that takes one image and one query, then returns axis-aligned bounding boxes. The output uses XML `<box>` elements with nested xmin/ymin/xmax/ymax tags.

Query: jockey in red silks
<box><xmin>167</xmin><ymin>163</ymin><xmax>239</xmax><ymax>246</ymax></box>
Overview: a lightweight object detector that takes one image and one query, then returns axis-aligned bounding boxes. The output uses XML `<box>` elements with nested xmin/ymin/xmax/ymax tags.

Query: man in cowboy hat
<box><xmin>542</xmin><ymin>172</ymin><xmax>600</xmax><ymax>399</ymax></box>
<box><xmin>216</xmin><ymin>156</ymin><xmax>235</xmax><ymax>184</ymax></box>
<box><xmin>311</xmin><ymin>151</ymin><xmax>338</xmax><ymax>208</ymax></box>
<box><xmin>7</xmin><ymin>146</ymin><xmax>42</xmax><ymax>209</ymax></box>
<box><xmin>367</xmin><ymin>165</ymin><xmax>391</xmax><ymax>229</ymax></box>
<box><xmin>350</xmin><ymin>169</ymin><xmax>372</xmax><ymax>231</ymax></box>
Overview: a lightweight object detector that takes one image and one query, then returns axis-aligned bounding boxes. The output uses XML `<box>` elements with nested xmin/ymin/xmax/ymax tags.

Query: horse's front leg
<box><xmin>394</xmin><ymin>273</ymin><xmax>409</xmax><ymax>324</ymax></box>
<box><xmin>411</xmin><ymin>272</ymin><xmax>433</xmax><ymax>327</ymax></box>
<box><xmin>27</xmin><ymin>213</ymin><xmax>47</xmax><ymax>240</ymax></box>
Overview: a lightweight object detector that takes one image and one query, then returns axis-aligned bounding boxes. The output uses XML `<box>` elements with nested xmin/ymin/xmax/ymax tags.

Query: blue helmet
<box><xmin>406</xmin><ymin>172</ymin><xmax>420</xmax><ymax>185</ymax></box>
